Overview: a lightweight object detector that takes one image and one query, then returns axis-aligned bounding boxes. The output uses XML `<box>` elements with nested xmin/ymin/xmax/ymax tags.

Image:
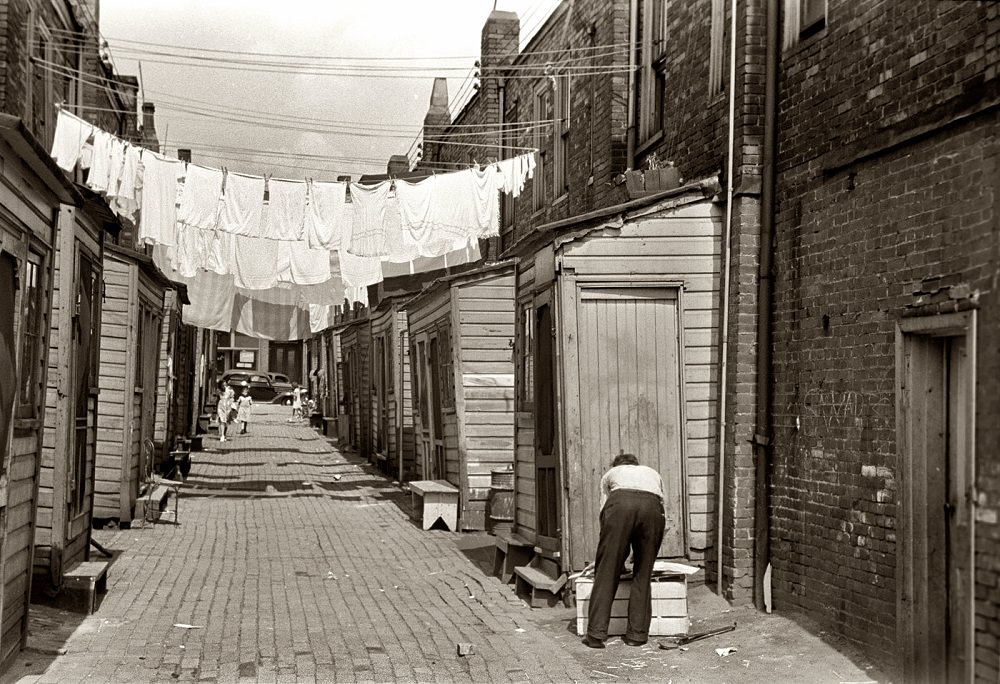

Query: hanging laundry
<box><xmin>396</xmin><ymin>171</ymin><xmax>481</xmax><ymax>256</ymax></box>
<box><xmin>344</xmin><ymin>285</ymin><xmax>369</xmax><ymax>307</ymax></box>
<box><xmin>381</xmin><ymin>236</ymin><xmax>482</xmax><ymax>279</ymax></box>
<box><xmin>338</xmin><ymin>249</ymin><xmax>382</xmax><ymax>290</ymax></box>
<box><xmin>206</xmin><ymin>230</ymin><xmax>235</xmax><ymax>276</ymax></box>
<box><xmin>472</xmin><ymin>165</ymin><xmax>502</xmax><ymax>238</ymax></box>
<box><xmin>276</xmin><ymin>240</ymin><xmax>332</xmax><ymax>286</ymax></box>
<box><xmin>219</xmin><ymin>172</ymin><xmax>265</xmax><ymax>236</ymax></box>
<box><xmin>232</xmin><ymin>292</ymin><xmax>311</xmax><ymax>342</ymax></box>
<box><xmin>174</xmin><ymin>270</ymin><xmax>237</xmax><ymax>332</ymax></box>
<box><xmin>178</xmin><ymin>164</ymin><xmax>224</xmax><ymax>231</ymax></box>
<box><xmin>497</xmin><ymin>152</ymin><xmax>537</xmax><ymax>198</ymax></box>
<box><xmin>381</xmin><ymin>195</ymin><xmax>420</xmax><ymax>264</ymax></box>
<box><xmin>309</xmin><ymin>304</ymin><xmax>333</xmax><ymax>334</ymax></box>
<box><xmin>303</xmin><ymin>180</ymin><xmax>347</xmax><ymax>250</ymax></box>
<box><xmin>261</xmin><ymin>179</ymin><xmax>307</xmax><ymax>241</ymax></box>
<box><xmin>138</xmin><ymin>152</ymin><xmax>185</xmax><ymax>247</ymax></box>
<box><xmin>113</xmin><ymin>144</ymin><xmax>142</xmax><ymax>220</ymax></box>
<box><xmin>85</xmin><ymin>130</ymin><xmax>114</xmax><ymax>194</ymax></box>
<box><xmin>231</xmin><ymin>234</ymin><xmax>281</xmax><ymax>290</ymax></box>
<box><xmin>50</xmin><ymin>109</ymin><xmax>94</xmax><ymax>172</ymax></box>
<box><xmin>173</xmin><ymin>223</ymin><xmax>213</xmax><ymax>277</ymax></box>
<box><xmin>105</xmin><ymin>137</ymin><xmax>127</xmax><ymax>206</ymax></box>
<box><xmin>348</xmin><ymin>181</ymin><xmax>390</xmax><ymax>257</ymax></box>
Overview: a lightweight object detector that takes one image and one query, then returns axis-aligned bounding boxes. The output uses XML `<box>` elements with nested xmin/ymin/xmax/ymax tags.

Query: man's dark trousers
<box><xmin>586</xmin><ymin>490</ymin><xmax>666</xmax><ymax>642</ymax></box>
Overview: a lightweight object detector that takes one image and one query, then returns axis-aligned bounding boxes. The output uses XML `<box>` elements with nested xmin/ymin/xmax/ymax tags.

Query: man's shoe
<box><xmin>582</xmin><ymin>635</ymin><xmax>606</xmax><ymax>649</ymax></box>
<box><xmin>622</xmin><ymin>636</ymin><xmax>647</xmax><ymax>647</ymax></box>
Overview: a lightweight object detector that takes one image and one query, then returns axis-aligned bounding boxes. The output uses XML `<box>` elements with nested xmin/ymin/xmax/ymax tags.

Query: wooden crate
<box><xmin>575</xmin><ymin>574</ymin><xmax>688</xmax><ymax>636</ymax></box>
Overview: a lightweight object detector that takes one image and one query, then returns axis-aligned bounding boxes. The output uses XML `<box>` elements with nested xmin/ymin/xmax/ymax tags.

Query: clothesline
<box><xmin>49</xmin><ymin>107</ymin><xmax>536</xmax><ymax>341</ymax></box>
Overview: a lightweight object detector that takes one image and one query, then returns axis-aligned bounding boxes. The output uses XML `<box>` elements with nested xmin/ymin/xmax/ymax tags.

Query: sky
<box><xmin>99</xmin><ymin>0</ymin><xmax>561</xmax><ymax>180</ymax></box>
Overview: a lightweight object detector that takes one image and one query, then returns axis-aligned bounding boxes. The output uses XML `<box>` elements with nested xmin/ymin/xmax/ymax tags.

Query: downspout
<box><xmin>626</xmin><ymin>0</ymin><xmax>639</xmax><ymax>168</ymax></box>
<box><xmin>753</xmin><ymin>0</ymin><xmax>779</xmax><ymax>611</ymax></box>
<box><xmin>716</xmin><ymin>0</ymin><xmax>738</xmax><ymax>592</ymax></box>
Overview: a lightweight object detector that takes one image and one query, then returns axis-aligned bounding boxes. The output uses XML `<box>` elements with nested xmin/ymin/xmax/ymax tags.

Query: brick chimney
<box><xmin>386</xmin><ymin>154</ymin><xmax>410</xmax><ymax>176</ymax></box>
<box><xmin>480</xmin><ymin>10</ymin><xmax>519</xmax><ymax>154</ymax></box>
<box><xmin>177</xmin><ymin>148</ymin><xmax>192</xmax><ymax>163</ymax></box>
<box><xmin>421</xmin><ymin>77</ymin><xmax>450</xmax><ymax>166</ymax></box>
<box><xmin>140</xmin><ymin>102</ymin><xmax>159</xmax><ymax>153</ymax></box>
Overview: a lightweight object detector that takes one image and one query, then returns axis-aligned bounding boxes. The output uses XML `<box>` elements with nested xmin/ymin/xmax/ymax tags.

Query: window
<box><xmin>532</xmin><ymin>85</ymin><xmax>552</xmax><ymax>212</ymax></box>
<box><xmin>17</xmin><ymin>251</ymin><xmax>44</xmax><ymax>416</ymax></box>
<box><xmin>783</xmin><ymin>0</ymin><xmax>827</xmax><ymax>48</ymax></box>
<box><xmin>638</xmin><ymin>0</ymin><xmax>667</xmax><ymax>142</ymax></box>
<box><xmin>500</xmin><ymin>101</ymin><xmax>518</xmax><ymax>238</ymax></box>
<box><xmin>553</xmin><ymin>76</ymin><xmax>570</xmax><ymax>198</ymax></box>
<box><xmin>516</xmin><ymin>302</ymin><xmax>534</xmax><ymax>411</ymax></box>
<box><xmin>709</xmin><ymin>0</ymin><xmax>729</xmax><ymax>94</ymax></box>
<box><xmin>27</xmin><ymin>15</ymin><xmax>75</xmax><ymax>149</ymax></box>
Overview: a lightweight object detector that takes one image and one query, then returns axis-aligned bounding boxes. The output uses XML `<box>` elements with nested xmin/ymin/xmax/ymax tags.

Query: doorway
<box><xmin>896</xmin><ymin>312</ymin><xmax>976</xmax><ymax>683</ymax></box>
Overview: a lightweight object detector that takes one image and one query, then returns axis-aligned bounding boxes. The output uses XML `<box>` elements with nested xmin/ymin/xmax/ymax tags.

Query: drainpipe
<box><xmin>626</xmin><ymin>0</ymin><xmax>638</xmax><ymax>168</ymax></box>
<box><xmin>753</xmin><ymin>0</ymin><xmax>779</xmax><ymax>611</ymax></box>
<box><xmin>716</xmin><ymin>0</ymin><xmax>738</xmax><ymax>593</ymax></box>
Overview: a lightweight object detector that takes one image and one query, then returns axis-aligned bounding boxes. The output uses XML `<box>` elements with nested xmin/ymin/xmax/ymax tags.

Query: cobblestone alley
<box><xmin>1</xmin><ymin>407</ymin><xmax>885</xmax><ymax>683</ymax></box>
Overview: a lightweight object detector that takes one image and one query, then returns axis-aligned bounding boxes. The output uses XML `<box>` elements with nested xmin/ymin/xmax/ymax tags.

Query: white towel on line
<box><xmin>86</xmin><ymin>130</ymin><xmax>114</xmax><ymax>194</ymax></box>
<box><xmin>276</xmin><ymin>239</ymin><xmax>332</xmax><ymax>286</ymax></box>
<box><xmin>232</xmin><ymin>234</ymin><xmax>280</xmax><ymax>290</ymax></box>
<box><xmin>303</xmin><ymin>180</ymin><xmax>347</xmax><ymax>250</ymax></box>
<box><xmin>219</xmin><ymin>173</ymin><xmax>265</xmax><ymax>236</ymax></box>
<box><xmin>50</xmin><ymin>110</ymin><xmax>94</xmax><ymax>172</ymax></box>
<box><xmin>178</xmin><ymin>164</ymin><xmax>224</xmax><ymax>231</ymax></box>
<box><xmin>114</xmin><ymin>144</ymin><xmax>142</xmax><ymax>220</ymax></box>
<box><xmin>348</xmin><ymin>181</ymin><xmax>389</xmax><ymax>257</ymax></box>
<box><xmin>137</xmin><ymin>152</ymin><xmax>184</xmax><ymax>247</ymax></box>
<box><xmin>261</xmin><ymin>179</ymin><xmax>307</xmax><ymax>241</ymax></box>
<box><xmin>396</xmin><ymin>171</ymin><xmax>480</xmax><ymax>257</ymax></box>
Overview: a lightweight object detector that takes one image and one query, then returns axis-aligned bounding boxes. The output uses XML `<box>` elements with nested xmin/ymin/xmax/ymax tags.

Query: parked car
<box><xmin>223</xmin><ymin>371</ymin><xmax>277</xmax><ymax>402</ymax></box>
<box><xmin>272</xmin><ymin>387</ymin><xmax>307</xmax><ymax>406</ymax></box>
<box><xmin>267</xmin><ymin>372</ymin><xmax>293</xmax><ymax>394</ymax></box>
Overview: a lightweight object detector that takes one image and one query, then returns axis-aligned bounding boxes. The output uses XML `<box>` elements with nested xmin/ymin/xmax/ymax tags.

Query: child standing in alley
<box><xmin>235</xmin><ymin>386</ymin><xmax>253</xmax><ymax>434</ymax></box>
<box><xmin>291</xmin><ymin>384</ymin><xmax>303</xmax><ymax>421</ymax></box>
<box><xmin>217</xmin><ymin>381</ymin><xmax>235</xmax><ymax>442</ymax></box>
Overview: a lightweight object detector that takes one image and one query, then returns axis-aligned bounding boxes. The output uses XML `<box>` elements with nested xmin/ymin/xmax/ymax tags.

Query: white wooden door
<box><xmin>576</xmin><ymin>286</ymin><xmax>685</xmax><ymax>558</ymax></box>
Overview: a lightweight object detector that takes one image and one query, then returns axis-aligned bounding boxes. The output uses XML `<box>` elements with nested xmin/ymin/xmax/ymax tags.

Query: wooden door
<box><xmin>428</xmin><ymin>335</ymin><xmax>445</xmax><ymax>480</ymax></box>
<box><xmin>70</xmin><ymin>252</ymin><xmax>99</xmax><ymax>521</ymax></box>
<box><xmin>533</xmin><ymin>293</ymin><xmax>560</xmax><ymax>550</ymax></box>
<box><xmin>575</xmin><ymin>286</ymin><xmax>685</xmax><ymax>560</ymax></box>
<box><xmin>415</xmin><ymin>339</ymin><xmax>432</xmax><ymax>479</ymax></box>
<box><xmin>897</xmin><ymin>314</ymin><xmax>976</xmax><ymax>683</ymax></box>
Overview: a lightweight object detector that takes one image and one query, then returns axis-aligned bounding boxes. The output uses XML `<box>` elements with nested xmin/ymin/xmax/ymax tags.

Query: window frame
<box><xmin>16</xmin><ymin>250</ymin><xmax>46</xmax><ymax>419</ymax></box>
<box><xmin>532</xmin><ymin>83</ymin><xmax>552</xmax><ymax>213</ymax></box>
<box><xmin>637</xmin><ymin>0</ymin><xmax>668</xmax><ymax>143</ymax></box>
<box><xmin>515</xmin><ymin>300</ymin><xmax>535</xmax><ymax>412</ymax></box>
<box><xmin>783</xmin><ymin>0</ymin><xmax>827</xmax><ymax>49</ymax></box>
<box><xmin>553</xmin><ymin>75</ymin><xmax>571</xmax><ymax>199</ymax></box>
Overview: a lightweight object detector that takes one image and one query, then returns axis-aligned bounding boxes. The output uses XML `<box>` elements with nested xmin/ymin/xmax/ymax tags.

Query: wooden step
<box><xmin>61</xmin><ymin>561</ymin><xmax>109</xmax><ymax>614</ymax></box>
<box><xmin>134</xmin><ymin>484</ymin><xmax>172</xmax><ymax>522</ymax></box>
<box><xmin>492</xmin><ymin>532</ymin><xmax>534</xmax><ymax>584</ymax></box>
<box><xmin>514</xmin><ymin>564</ymin><xmax>567</xmax><ymax>608</ymax></box>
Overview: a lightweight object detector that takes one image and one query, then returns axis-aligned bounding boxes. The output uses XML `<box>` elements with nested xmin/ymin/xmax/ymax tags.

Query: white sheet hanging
<box><xmin>219</xmin><ymin>173</ymin><xmax>265</xmax><ymax>236</ymax></box>
<box><xmin>396</xmin><ymin>171</ymin><xmax>480</xmax><ymax>256</ymax></box>
<box><xmin>348</xmin><ymin>181</ymin><xmax>389</xmax><ymax>257</ymax></box>
<box><xmin>178</xmin><ymin>164</ymin><xmax>224</xmax><ymax>231</ymax></box>
<box><xmin>381</xmin><ymin>195</ymin><xmax>419</xmax><ymax>264</ymax></box>
<box><xmin>138</xmin><ymin>152</ymin><xmax>184</xmax><ymax>247</ymax></box>
<box><xmin>174</xmin><ymin>270</ymin><xmax>237</xmax><ymax>332</ymax></box>
<box><xmin>232</xmin><ymin>234</ymin><xmax>281</xmax><ymax>290</ymax></box>
<box><xmin>338</xmin><ymin>249</ymin><xmax>382</xmax><ymax>289</ymax></box>
<box><xmin>276</xmin><ymin>240</ymin><xmax>332</xmax><ymax>286</ymax></box>
<box><xmin>50</xmin><ymin>110</ymin><xmax>94</xmax><ymax>172</ymax></box>
<box><xmin>261</xmin><ymin>179</ymin><xmax>307</xmax><ymax>241</ymax></box>
<box><xmin>86</xmin><ymin>130</ymin><xmax>114</xmax><ymax>194</ymax></box>
<box><xmin>303</xmin><ymin>180</ymin><xmax>347</xmax><ymax>250</ymax></box>
<box><xmin>114</xmin><ymin>144</ymin><xmax>142</xmax><ymax>220</ymax></box>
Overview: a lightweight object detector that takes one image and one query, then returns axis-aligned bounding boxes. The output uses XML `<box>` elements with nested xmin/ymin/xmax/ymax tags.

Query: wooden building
<box><xmin>154</xmin><ymin>288</ymin><xmax>194</xmax><ymax>464</ymax></box>
<box><xmin>403</xmin><ymin>262</ymin><xmax>516</xmax><ymax>531</ymax></box>
<box><xmin>506</xmin><ymin>182</ymin><xmax>722</xmax><ymax>573</ymax></box>
<box><xmin>0</xmin><ymin>116</ymin><xmax>81</xmax><ymax>671</ymax></box>
<box><xmin>369</xmin><ymin>296</ymin><xmax>415</xmax><ymax>481</ymax></box>
<box><xmin>336</xmin><ymin>311</ymin><xmax>371</xmax><ymax>456</ymax></box>
<box><xmin>93</xmin><ymin>239</ymin><xmax>176</xmax><ymax>523</ymax></box>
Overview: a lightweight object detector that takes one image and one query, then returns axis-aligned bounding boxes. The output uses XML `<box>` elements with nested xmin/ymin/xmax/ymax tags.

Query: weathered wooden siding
<box><xmin>454</xmin><ymin>270</ymin><xmax>516</xmax><ymax>530</ymax></box>
<box><xmin>557</xmin><ymin>199</ymin><xmax>723</xmax><ymax>564</ymax></box>
<box><xmin>396</xmin><ymin>311</ymin><xmax>416</xmax><ymax>483</ymax></box>
<box><xmin>370</xmin><ymin>307</ymin><xmax>393</xmax><ymax>463</ymax></box>
<box><xmin>94</xmin><ymin>255</ymin><xmax>131</xmax><ymax>519</ymax></box>
<box><xmin>341</xmin><ymin>320</ymin><xmax>371</xmax><ymax>456</ymax></box>
<box><xmin>36</xmin><ymin>205</ymin><xmax>103</xmax><ymax>588</ymax></box>
<box><xmin>0</xmin><ymin>156</ymin><xmax>59</xmax><ymax>667</ymax></box>
<box><xmin>405</xmin><ymin>289</ymin><xmax>450</xmax><ymax>482</ymax></box>
<box><xmin>514</xmin><ymin>261</ymin><xmax>537</xmax><ymax>541</ymax></box>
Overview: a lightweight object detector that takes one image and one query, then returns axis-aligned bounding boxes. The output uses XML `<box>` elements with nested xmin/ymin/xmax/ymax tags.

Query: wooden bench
<box><xmin>408</xmin><ymin>480</ymin><xmax>459</xmax><ymax>531</ymax></box>
<box><xmin>492</xmin><ymin>532</ymin><xmax>534</xmax><ymax>584</ymax></box>
<box><xmin>62</xmin><ymin>561</ymin><xmax>109</xmax><ymax>614</ymax></box>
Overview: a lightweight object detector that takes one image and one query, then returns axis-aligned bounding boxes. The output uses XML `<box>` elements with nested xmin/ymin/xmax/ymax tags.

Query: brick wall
<box><xmin>773</xmin><ymin>0</ymin><xmax>1000</xmax><ymax>676</ymax></box>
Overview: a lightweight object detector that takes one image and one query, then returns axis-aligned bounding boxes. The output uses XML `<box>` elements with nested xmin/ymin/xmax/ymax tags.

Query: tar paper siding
<box><xmin>0</xmin><ymin>142</ymin><xmax>61</xmax><ymax>669</ymax></box>
<box><xmin>35</xmin><ymin>205</ymin><xmax>103</xmax><ymax>590</ymax></box>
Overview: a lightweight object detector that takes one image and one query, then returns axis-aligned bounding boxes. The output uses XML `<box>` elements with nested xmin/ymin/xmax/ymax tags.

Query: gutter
<box><xmin>754</xmin><ymin>0</ymin><xmax>780</xmax><ymax>611</ymax></box>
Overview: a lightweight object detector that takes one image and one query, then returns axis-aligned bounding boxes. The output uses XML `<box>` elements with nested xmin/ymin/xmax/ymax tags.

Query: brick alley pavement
<box><xmin>2</xmin><ymin>406</ymin><xmax>887</xmax><ymax>683</ymax></box>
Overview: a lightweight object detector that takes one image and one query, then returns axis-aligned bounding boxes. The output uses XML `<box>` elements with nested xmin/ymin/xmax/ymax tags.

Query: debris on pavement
<box><xmin>456</xmin><ymin>642</ymin><xmax>475</xmax><ymax>656</ymax></box>
<box><xmin>172</xmin><ymin>624</ymin><xmax>203</xmax><ymax>629</ymax></box>
<box><xmin>715</xmin><ymin>646</ymin><xmax>738</xmax><ymax>657</ymax></box>
<box><xmin>658</xmin><ymin>621</ymin><xmax>737</xmax><ymax>648</ymax></box>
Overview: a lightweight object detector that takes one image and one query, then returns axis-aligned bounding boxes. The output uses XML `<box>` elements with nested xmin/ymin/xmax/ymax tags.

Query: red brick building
<box><xmin>417</xmin><ymin>0</ymin><xmax>999</xmax><ymax>680</ymax></box>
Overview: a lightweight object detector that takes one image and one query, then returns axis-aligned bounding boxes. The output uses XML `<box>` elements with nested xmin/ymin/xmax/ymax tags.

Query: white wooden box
<box><xmin>575</xmin><ymin>574</ymin><xmax>689</xmax><ymax>636</ymax></box>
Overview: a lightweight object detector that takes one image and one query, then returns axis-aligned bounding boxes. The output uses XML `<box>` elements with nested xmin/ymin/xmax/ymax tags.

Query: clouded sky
<box><xmin>99</xmin><ymin>0</ymin><xmax>560</xmax><ymax>180</ymax></box>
